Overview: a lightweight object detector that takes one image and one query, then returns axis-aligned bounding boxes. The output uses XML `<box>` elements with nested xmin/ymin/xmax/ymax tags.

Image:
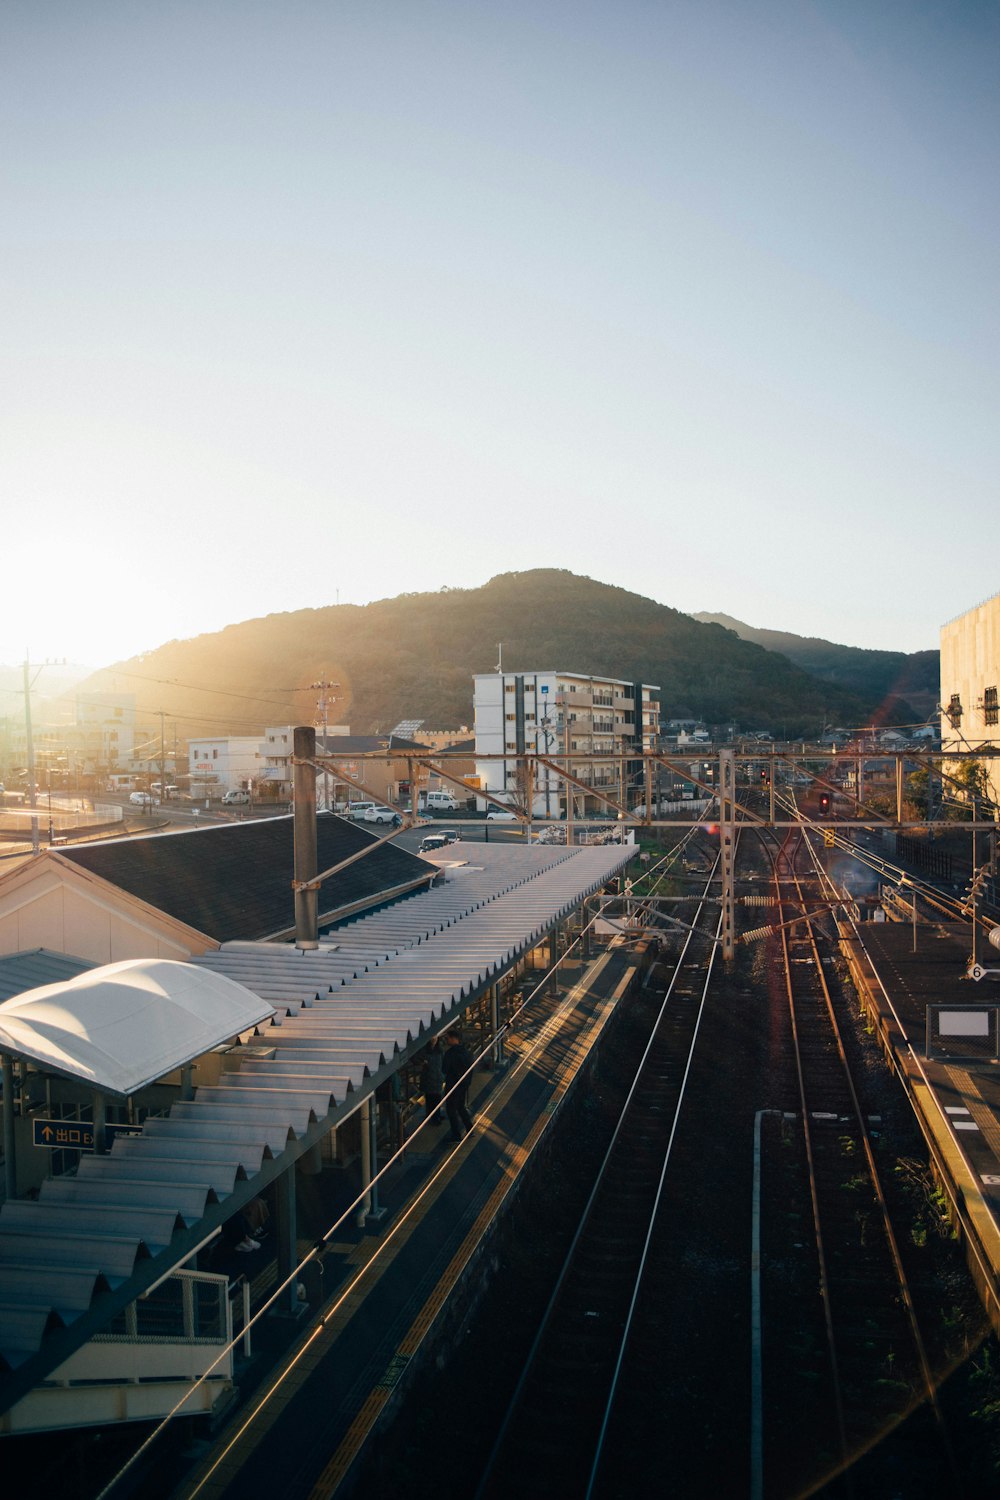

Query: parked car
<box><xmin>363</xmin><ymin>805</ymin><xmax>402</xmax><ymax>826</ymax></box>
<box><xmin>421</xmin><ymin>790</ymin><xmax>459</xmax><ymax>812</ymax></box>
<box><xmin>222</xmin><ymin>789</ymin><xmax>250</xmax><ymax>805</ymax></box>
<box><xmin>345</xmin><ymin>801</ymin><xmax>377</xmax><ymax>820</ymax></box>
<box><xmin>129</xmin><ymin>791</ymin><xmax>156</xmax><ymax>807</ymax></box>
<box><xmin>418</xmin><ymin>833</ymin><xmax>448</xmax><ymax>854</ymax></box>
<box><xmin>486</xmin><ymin>807</ymin><xmax>517</xmax><ymax>822</ymax></box>
<box><xmin>437</xmin><ymin>828</ymin><xmax>460</xmax><ymax>844</ymax></box>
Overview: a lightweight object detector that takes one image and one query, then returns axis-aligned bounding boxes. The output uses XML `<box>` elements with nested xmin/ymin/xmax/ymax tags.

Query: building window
<box><xmin>505</xmin><ymin>713</ymin><xmax>516</xmax><ymax>721</ymax></box>
<box><xmin>213</xmin><ymin>748</ymin><xmax>218</xmax><ymax>759</ymax></box>
<box><xmin>985</xmin><ymin>687</ymin><xmax>999</xmax><ymax>726</ymax></box>
<box><xmin>947</xmin><ymin>694</ymin><xmax>963</xmax><ymax>728</ymax></box>
<box><xmin>505</xmin><ymin>682</ymin><xmax>515</xmax><ymax>692</ymax></box>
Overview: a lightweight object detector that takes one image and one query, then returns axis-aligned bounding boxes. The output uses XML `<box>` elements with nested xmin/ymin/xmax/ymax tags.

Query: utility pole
<box><xmin>720</xmin><ymin>747</ymin><xmax>736</xmax><ymax>961</ymax></box>
<box><xmin>159</xmin><ymin>711</ymin><xmax>166</xmax><ymax>803</ymax></box>
<box><xmin>22</xmin><ymin>655</ymin><xmax>65</xmax><ymax>855</ymax></box>
<box><xmin>310</xmin><ymin>678</ymin><xmax>340</xmax><ymax>812</ymax></box>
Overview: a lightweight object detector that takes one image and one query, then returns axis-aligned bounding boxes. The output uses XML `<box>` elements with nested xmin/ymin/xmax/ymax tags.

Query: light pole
<box><xmin>311</xmin><ymin>678</ymin><xmax>341</xmax><ymax>812</ymax></box>
<box><xmin>538</xmin><ymin>712</ymin><xmax>554</xmax><ymax>818</ymax></box>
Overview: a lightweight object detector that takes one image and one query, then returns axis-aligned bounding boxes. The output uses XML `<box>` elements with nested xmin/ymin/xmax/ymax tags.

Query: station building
<box><xmin>0</xmin><ymin>813</ymin><xmax>636</xmax><ymax>1436</ymax></box>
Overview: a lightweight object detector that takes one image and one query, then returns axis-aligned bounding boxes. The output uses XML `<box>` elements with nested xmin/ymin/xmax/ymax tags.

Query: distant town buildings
<box><xmin>473</xmin><ymin>670</ymin><xmax>660</xmax><ymax>818</ymax></box>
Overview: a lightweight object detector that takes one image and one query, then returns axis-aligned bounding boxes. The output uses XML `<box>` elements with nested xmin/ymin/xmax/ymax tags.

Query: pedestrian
<box><xmin>420</xmin><ymin>1037</ymin><xmax>444</xmax><ymax>1123</ymax></box>
<box><xmin>442</xmin><ymin>1030</ymin><xmax>474</xmax><ymax>1142</ymax></box>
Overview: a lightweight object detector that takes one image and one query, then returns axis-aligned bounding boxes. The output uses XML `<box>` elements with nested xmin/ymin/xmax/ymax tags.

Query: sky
<box><xmin>2</xmin><ymin>0</ymin><xmax>997</xmax><ymax>668</ymax></box>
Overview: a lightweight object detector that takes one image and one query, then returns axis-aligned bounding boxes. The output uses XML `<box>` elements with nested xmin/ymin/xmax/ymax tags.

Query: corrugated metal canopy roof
<box><xmin>0</xmin><ymin>843</ymin><xmax>634</xmax><ymax>1387</ymax></box>
<box><xmin>0</xmin><ymin>959</ymin><xmax>275</xmax><ymax>1098</ymax></box>
<box><xmin>0</xmin><ymin>949</ymin><xmax>94</xmax><ymax>1002</ymax></box>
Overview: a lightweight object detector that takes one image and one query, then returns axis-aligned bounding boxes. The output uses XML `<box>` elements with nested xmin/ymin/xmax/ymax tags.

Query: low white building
<box><xmin>474</xmin><ymin>670</ymin><xmax>660</xmax><ymax>818</ymax></box>
<box><xmin>187</xmin><ymin>736</ymin><xmax>261</xmax><ymax>799</ymax></box>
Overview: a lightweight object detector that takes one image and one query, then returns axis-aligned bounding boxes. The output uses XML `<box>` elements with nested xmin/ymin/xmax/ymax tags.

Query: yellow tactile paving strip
<box><xmin>178</xmin><ymin>951</ymin><xmax>638</xmax><ymax>1500</ymax></box>
<box><xmin>944</xmin><ymin>1066</ymin><xmax>1000</xmax><ymax>1159</ymax></box>
<box><xmin>913</xmin><ymin>1081</ymin><xmax>1000</xmax><ymax>1276</ymax></box>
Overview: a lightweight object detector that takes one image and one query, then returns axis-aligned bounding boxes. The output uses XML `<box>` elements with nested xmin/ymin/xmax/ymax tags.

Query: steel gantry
<box><xmin>289</xmin><ymin>731</ymin><xmax>998</xmax><ymax>957</ymax></box>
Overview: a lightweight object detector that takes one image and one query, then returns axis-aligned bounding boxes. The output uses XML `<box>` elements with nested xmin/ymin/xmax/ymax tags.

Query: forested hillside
<box><xmin>76</xmin><ymin>571</ymin><xmax>875</xmax><ymax>739</ymax></box>
<box><xmin>692</xmin><ymin>612</ymin><xmax>938</xmax><ymax>721</ymax></box>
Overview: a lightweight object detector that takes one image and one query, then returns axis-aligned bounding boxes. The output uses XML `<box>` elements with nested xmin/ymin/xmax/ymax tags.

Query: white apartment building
<box><xmin>474</xmin><ymin>670</ymin><xmax>660</xmax><ymax>818</ymax></box>
<box><xmin>257</xmin><ymin>724</ymin><xmax>351</xmax><ymax>804</ymax></box>
<box><xmin>187</xmin><ymin>736</ymin><xmax>262</xmax><ymax>798</ymax></box>
<box><xmin>940</xmin><ymin>593</ymin><xmax>1000</xmax><ymax>811</ymax></box>
<box><xmin>74</xmin><ymin>692</ymin><xmax>137</xmax><ymax>778</ymax></box>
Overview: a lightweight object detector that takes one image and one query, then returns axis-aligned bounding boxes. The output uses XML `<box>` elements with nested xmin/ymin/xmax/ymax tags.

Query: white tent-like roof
<box><xmin>0</xmin><ymin>959</ymin><xmax>275</xmax><ymax>1098</ymax></box>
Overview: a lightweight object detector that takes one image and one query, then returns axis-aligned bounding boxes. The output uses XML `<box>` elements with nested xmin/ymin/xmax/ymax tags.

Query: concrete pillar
<box><xmin>293</xmin><ymin>725</ymin><xmax>319</xmax><ymax>949</ymax></box>
<box><xmin>93</xmin><ymin>1091</ymin><xmax>107</xmax><ymax>1155</ymax></box>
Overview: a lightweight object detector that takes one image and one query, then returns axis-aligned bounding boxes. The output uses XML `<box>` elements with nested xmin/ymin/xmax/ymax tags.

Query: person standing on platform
<box><xmin>442</xmin><ymin>1030</ymin><xmax>474</xmax><ymax>1141</ymax></box>
<box><xmin>421</xmin><ymin>1036</ymin><xmax>444</xmax><ymax>1123</ymax></box>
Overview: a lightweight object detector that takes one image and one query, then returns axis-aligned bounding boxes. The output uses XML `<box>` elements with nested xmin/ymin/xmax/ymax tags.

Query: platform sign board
<box><xmin>32</xmin><ymin>1119</ymin><xmax>143</xmax><ymax>1151</ymax></box>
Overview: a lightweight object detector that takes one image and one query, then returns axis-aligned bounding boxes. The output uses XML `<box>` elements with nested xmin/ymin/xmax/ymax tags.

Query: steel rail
<box><xmin>762</xmin><ymin>827</ymin><xmax>852</xmax><ymax>1488</ymax></box>
<box><xmin>473</xmin><ymin>848</ymin><xmax>725</xmax><ymax>1500</ymax></box>
<box><xmin>772</xmin><ymin>828</ymin><xmax>967</xmax><ymax>1495</ymax></box>
<box><xmin>791</xmin><ymin>836</ymin><xmax>965</xmax><ymax>1489</ymax></box>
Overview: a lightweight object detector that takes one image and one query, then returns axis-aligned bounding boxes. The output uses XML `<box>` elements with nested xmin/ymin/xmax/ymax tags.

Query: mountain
<box><xmin>75</xmin><ymin>571</ymin><xmax>877</xmax><ymax>740</ymax></box>
<box><xmin>692</xmin><ymin>613</ymin><xmax>939</xmax><ymax>724</ymax></box>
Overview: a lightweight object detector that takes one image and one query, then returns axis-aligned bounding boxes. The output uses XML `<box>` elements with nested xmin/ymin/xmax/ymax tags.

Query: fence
<box><xmin>926</xmin><ymin>1003</ymin><xmax>1000</xmax><ymax>1063</ymax></box>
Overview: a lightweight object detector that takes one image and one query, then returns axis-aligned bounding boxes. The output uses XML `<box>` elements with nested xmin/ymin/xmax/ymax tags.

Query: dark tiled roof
<box><xmin>0</xmin><ymin>950</ymin><xmax>95</xmax><ymax>1002</ymax></box>
<box><xmin>60</xmin><ymin>815</ymin><xmax>433</xmax><ymax>942</ymax></box>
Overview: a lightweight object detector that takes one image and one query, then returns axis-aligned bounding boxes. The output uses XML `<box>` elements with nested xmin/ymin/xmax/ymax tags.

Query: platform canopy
<box><xmin>0</xmin><ymin>958</ymin><xmax>274</xmax><ymax>1098</ymax></box>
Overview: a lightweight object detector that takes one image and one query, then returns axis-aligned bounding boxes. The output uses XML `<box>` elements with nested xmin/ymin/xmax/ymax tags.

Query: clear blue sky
<box><xmin>3</xmin><ymin>0</ymin><xmax>997</xmax><ymax>666</ymax></box>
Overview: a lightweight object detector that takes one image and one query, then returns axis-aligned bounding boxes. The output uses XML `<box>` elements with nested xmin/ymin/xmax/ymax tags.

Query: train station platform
<box><xmin>839</xmin><ymin>917</ymin><xmax>1000</xmax><ymax>1331</ymax></box>
<box><xmin>171</xmin><ymin>936</ymin><xmax>648</xmax><ymax>1500</ymax></box>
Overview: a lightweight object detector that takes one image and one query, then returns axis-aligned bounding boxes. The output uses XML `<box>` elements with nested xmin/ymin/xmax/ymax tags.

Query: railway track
<box><xmin>760</xmin><ymin>828</ymin><xmax>964</xmax><ymax>1498</ymax></box>
<box><xmin>473</xmin><ymin>854</ymin><xmax>724</xmax><ymax>1500</ymax></box>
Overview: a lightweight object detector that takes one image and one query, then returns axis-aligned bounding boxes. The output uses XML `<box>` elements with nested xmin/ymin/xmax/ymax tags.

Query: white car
<box><xmin>129</xmin><ymin>791</ymin><xmax>156</xmax><ymax>807</ymax></box>
<box><xmin>222</xmin><ymin>789</ymin><xmax>250</xmax><ymax>805</ymax></box>
<box><xmin>486</xmin><ymin>808</ymin><xmax>517</xmax><ymax>822</ymax></box>
<box><xmin>363</xmin><ymin>805</ymin><xmax>402</xmax><ymax>826</ymax></box>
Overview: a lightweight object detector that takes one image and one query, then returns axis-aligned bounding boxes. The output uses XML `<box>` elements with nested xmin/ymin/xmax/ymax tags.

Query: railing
<box><xmin>103</xmin><ymin>1267</ymin><xmax>231</xmax><ymax>1344</ymax></box>
<box><xmin>0</xmin><ymin>798</ymin><xmax>124</xmax><ymax>837</ymax></box>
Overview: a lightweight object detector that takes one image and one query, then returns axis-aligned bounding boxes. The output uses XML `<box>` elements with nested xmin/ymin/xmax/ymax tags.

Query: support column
<box><xmin>549</xmin><ymin>926</ymin><xmax>559</xmax><ymax>993</ymax></box>
<box><xmin>356</xmin><ymin>1099</ymin><xmax>372</xmax><ymax>1228</ymax></box>
<box><xmin>275</xmin><ymin>1163</ymin><xmax>300</xmax><ymax>1315</ymax></box>
<box><xmin>489</xmin><ymin>983</ymin><xmax>506</xmax><ymax>1068</ymax></box>
<box><xmin>720</xmin><ymin>747</ymin><xmax>736</xmax><ymax>962</ymax></box>
<box><xmin>293</xmin><ymin>725</ymin><xmax>319</xmax><ymax>950</ymax></box>
<box><xmin>93</xmin><ymin>1091</ymin><xmax>107</xmax><ymax>1155</ymax></box>
<box><xmin>2</xmin><ymin>1055</ymin><xmax>16</xmax><ymax>1201</ymax></box>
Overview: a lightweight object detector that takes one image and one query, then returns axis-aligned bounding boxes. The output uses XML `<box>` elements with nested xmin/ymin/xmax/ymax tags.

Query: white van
<box><xmin>222</xmin><ymin>789</ymin><xmax>250</xmax><ymax>805</ymax></box>
<box><xmin>345</xmin><ymin>801</ymin><xmax>377</xmax><ymax>820</ymax></box>
<box><xmin>423</xmin><ymin>791</ymin><xmax>459</xmax><ymax>812</ymax></box>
